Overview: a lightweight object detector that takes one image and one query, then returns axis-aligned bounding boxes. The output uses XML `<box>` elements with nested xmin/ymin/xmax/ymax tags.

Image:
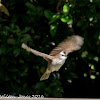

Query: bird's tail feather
<box><xmin>40</xmin><ymin>72</ymin><xmax>51</xmax><ymax>81</ymax></box>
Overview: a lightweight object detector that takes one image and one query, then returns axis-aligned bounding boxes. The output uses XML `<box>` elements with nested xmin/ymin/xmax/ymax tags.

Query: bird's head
<box><xmin>59</xmin><ymin>51</ymin><xmax>67</xmax><ymax>60</ymax></box>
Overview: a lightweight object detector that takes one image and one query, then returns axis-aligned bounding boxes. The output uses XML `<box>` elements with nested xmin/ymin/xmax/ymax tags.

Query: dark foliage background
<box><xmin>0</xmin><ymin>0</ymin><xmax>100</xmax><ymax>98</ymax></box>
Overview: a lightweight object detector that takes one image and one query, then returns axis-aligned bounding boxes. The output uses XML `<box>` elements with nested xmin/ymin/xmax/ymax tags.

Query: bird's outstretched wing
<box><xmin>22</xmin><ymin>43</ymin><xmax>53</xmax><ymax>60</ymax></box>
<box><xmin>49</xmin><ymin>35</ymin><xmax>84</xmax><ymax>56</ymax></box>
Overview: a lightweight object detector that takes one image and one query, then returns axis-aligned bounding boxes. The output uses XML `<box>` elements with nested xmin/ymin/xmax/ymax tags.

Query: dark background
<box><xmin>0</xmin><ymin>0</ymin><xmax>100</xmax><ymax>98</ymax></box>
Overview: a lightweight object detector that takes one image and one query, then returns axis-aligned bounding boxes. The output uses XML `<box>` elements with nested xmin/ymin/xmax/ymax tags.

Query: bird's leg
<box><xmin>56</xmin><ymin>72</ymin><xmax>60</xmax><ymax>79</ymax></box>
<box><xmin>52</xmin><ymin>73</ymin><xmax>57</xmax><ymax>79</ymax></box>
<box><xmin>52</xmin><ymin>72</ymin><xmax>60</xmax><ymax>79</ymax></box>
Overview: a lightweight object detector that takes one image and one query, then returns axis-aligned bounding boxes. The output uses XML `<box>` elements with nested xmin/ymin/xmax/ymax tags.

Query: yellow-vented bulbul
<box><xmin>22</xmin><ymin>35</ymin><xmax>84</xmax><ymax>81</ymax></box>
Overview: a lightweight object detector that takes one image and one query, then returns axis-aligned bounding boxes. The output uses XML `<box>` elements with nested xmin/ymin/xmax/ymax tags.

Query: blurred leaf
<box><xmin>0</xmin><ymin>45</ymin><xmax>6</xmax><ymax>55</ymax></box>
<box><xmin>21</xmin><ymin>34</ymin><xmax>32</xmax><ymax>43</ymax></box>
<box><xmin>83</xmin><ymin>73</ymin><xmax>87</xmax><ymax>77</ymax></box>
<box><xmin>67</xmin><ymin>18</ymin><xmax>73</xmax><ymax>24</ymax></box>
<box><xmin>61</xmin><ymin>16</ymin><xmax>69</xmax><ymax>23</ymax></box>
<box><xmin>93</xmin><ymin>56</ymin><xmax>99</xmax><ymax>62</ymax></box>
<box><xmin>13</xmin><ymin>48</ymin><xmax>20</xmax><ymax>57</ymax></box>
<box><xmin>22</xmin><ymin>27</ymin><xmax>31</xmax><ymax>33</ymax></box>
<box><xmin>0</xmin><ymin>18</ymin><xmax>7</xmax><ymax>22</ymax></box>
<box><xmin>96</xmin><ymin>72</ymin><xmax>99</xmax><ymax>75</ymax></box>
<box><xmin>34</xmin><ymin>82</ymin><xmax>46</xmax><ymax>90</ymax></box>
<box><xmin>34</xmin><ymin>35</ymin><xmax>40</xmax><ymax>39</ymax></box>
<box><xmin>63</xmin><ymin>4</ymin><xmax>69</xmax><ymax>14</ymax></box>
<box><xmin>40</xmin><ymin>67</ymin><xmax>45</xmax><ymax>74</ymax></box>
<box><xmin>26</xmin><ymin>10</ymin><xmax>35</xmax><ymax>15</ymax></box>
<box><xmin>9</xmin><ymin>68</ymin><xmax>19</xmax><ymax>72</ymax></box>
<box><xmin>25</xmin><ymin>2</ymin><xmax>36</xmax><ymax>11</ymax></box>
<box><xmin>77</xmin><ymin>20</ymin><xmax>84</xmax><ymax>27</ymax></box>
<box><xmin>19</xmin><ymin>59</ymin><xmax>24</xmax><ymax>64</ymax></box>
<box><xmin>7</xmin><ymin>38</ymin><xmax>16</xmax><ymax>45</ymax></box>
<box><xmin>69</xmin><ymin>72</ymin><xmax>78</xmax><ymax>79</ymax></box>
<box><xmin>81</xmin><ymin>51</ymin><xmax>88</xmax><ymax>58</ymax></box>
<box><xmin>90</xmin><ymin>75</ymin><xmax>96</xmax><ymax>79</ymax></box>
<box><xmin>10</xmin><ymin>24</ymin><xmax>20</xmax><ymax>33</ymax></box>
<box><xmin>44</xmin><ymin>10</ymin><xmax>54</xmax><ymax>20</ymax></box>
<box><xmin>50</xmin><ymin>23</ymin><xmax>58</xmax><ymax>37</ymax></box>
<box><xmin>49</xmin><ymin>14</ymin><xmax>60</xmax><ymax>24</ymax></box>
<box><xmin>6</xmin><ymin>24</ymin><xmax>21</xmax><ymax>33</ymax></box>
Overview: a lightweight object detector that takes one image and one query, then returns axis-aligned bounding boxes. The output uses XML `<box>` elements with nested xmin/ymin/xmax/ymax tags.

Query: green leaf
<box><xmin>0</xmin><ymin>46</ymin><xmax>6</xmax><ymax>55</ymax></box>
<box><xmin>63</xmin><ymin>4</ymin><xmax>69</xmax><ymax>14</ymax></box>
<box><xmin>10</xmin><ymin>24</ymin><xmax>20</xmax><ymax>33</ymax></box>
<box><xmin>50</xmin><ymin>24</ymin><xmax>58</xmax><ymax>37</ymax></box>
<box><xmin>44</xmin><ymin>10</ymin><xmax>54</xmax><ymax>20</ymax></box>
<box><xmin>13</xmin><ymin>48</ymin><xmax>20</xmax><ymax>57</ymax></box>
<box><xmin>49</xmin><ymin>14</ymin><xmax>60</xmax><ymax>24</ymax></box>
<box><xmin>26</xmin><ymin>10</ymin><xmax>35</xmax><ymax>15</ymax></box>
<box><xmin>67</xmin><ymin>18</ymin><xmax>73</xmax><ymax>24</ymax></box>
<box><xmin>77</xmin><ymin>20</ymin><xmax>84</xmax><ymax>27</ymax></box>
<box><xmin>93</xmin><ymin>56</ymin><xmax>99</xmax><ymax>62</ymax></box>
<box><xmin>0</xmin><ymin>18</ymin><xmax>7</xmax><ymax>22</ymax></box>
<box><xmin>60</xmin><ymin>16</ymin><xmax>69</xmax><ymax>23</ymax></box>
<box><xmin>9</xmin><ymin>68</ymin><xmax>19</xmax><ymax>72</ymax></box>
<box><xmin>90</xmin><ymin>75</ymin><xmax>96</xmax><ymax>79</ymax></box>
<box><xmin>96</xmin><ymin>72</ymin><xmax>99</xmax><ymax>75</ymax></box>
<box><xmin>83</xmin><ymin>73</ymin><xmax>87</xmax><ymax>77</ymax></box>
<box><xmin>7</xmin><ymin>38</ymin><xmax>16</xmax><ymax>45</ymax></box>
<box><xmin>25</xmin><ymin>2</ymin><xmax>36</xmax><ymax>11</ymax></box>
<box><xmin>81</xmin><ymin>51</ymin><xmax>88</xmax><ymax>58</ymax></box>
<box><xmin>22</xmin><ymin>27</ymin><xmax>31</xmax><ymax>33</ymax></box>
<box><xmin>21</xmin><ymin>34</ymin><xmax>32</xmax><ymax>43</ymax></box>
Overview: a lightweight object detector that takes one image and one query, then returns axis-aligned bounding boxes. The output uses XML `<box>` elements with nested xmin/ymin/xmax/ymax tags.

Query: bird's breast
<box><xmin>52</xmin><ymin>58</ymin><xmax>65</xmax><ymax>65</ymax></box>
<box><xmin>50</xmin><ymin>58</ymin><xmax>66</xmax><ymax>72</ymax></box>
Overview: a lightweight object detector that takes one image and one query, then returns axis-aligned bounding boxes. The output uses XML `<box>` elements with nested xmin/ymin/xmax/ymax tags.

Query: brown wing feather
<box><xmin>49</xmin><ymin>35</ymin><xmax>84</xmax><ymax>56</ymax></box>
<box><xmin>22</xmin><ymin>43</ymin><xmax>54</xmax><ymax>60</ymax></box>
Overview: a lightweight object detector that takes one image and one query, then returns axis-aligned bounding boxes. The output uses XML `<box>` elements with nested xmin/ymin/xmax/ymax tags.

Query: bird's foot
<box><xmin>52</xmin><ymin>72</ymin><xmax>60</xmax><ymax>79</ymax></box>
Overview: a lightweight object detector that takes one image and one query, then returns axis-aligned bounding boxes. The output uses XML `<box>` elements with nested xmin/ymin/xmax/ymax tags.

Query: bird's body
<box><xmin>48</xmin><ymin>57</ymin><xmax>66</xmax><ymax>72</ymax></box>
<box><xmin>51</xmin><ymin>58</ymin><xmax>66</xmax><ymax>71</ymax></box>
<box><xmin>49</xmin><ymin>53</ymin><xmax>67</xmax><ymax>72</ymax></box>
<box><xmin>22</xmin><ymin>35</ymin><xmax>84</xmax><ymax>81</ymax></box>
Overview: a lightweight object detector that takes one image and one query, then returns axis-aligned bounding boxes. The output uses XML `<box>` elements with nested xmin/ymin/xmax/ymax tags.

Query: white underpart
<box><xmin>51</xmin><ymin>51</ymin><xmax>67</xmax><ymax>72</ymax></box>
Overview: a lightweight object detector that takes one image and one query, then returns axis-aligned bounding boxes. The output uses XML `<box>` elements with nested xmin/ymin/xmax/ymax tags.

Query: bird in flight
<box><xmin>22</xmin><ymin>35</ymin><xmax>84</xmax><ymax>81</ymax></box>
